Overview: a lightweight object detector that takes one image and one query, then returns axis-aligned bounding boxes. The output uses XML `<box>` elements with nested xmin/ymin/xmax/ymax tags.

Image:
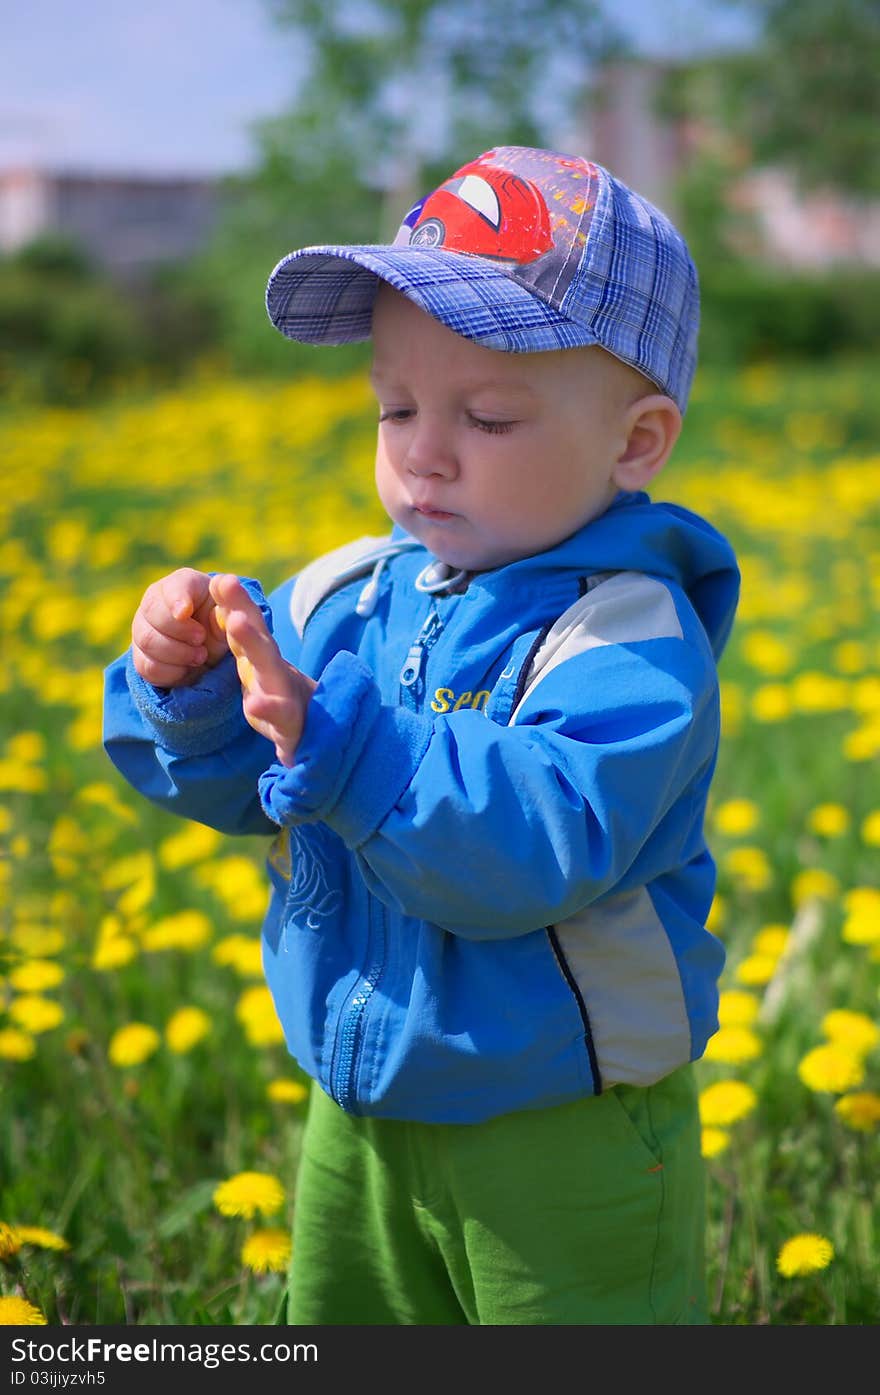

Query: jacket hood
<box><xmin>394</xmin><ymin>489</ymin><xmax>740</xmax><ymax>661</ymax></box>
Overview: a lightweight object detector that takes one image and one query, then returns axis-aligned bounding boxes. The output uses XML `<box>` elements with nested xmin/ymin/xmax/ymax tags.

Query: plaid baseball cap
<box><xmin>266</xmin><ymin>145</ymin><xmax>700</xmax><ymax>412</ymax></box>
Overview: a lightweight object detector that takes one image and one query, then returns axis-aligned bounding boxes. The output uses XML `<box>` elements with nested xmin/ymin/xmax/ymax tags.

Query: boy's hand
<box><xmin>209</xmin><ymin>573</ymin><xmax>317</xmax><ymax>767</ymax></box>
<box><xmin>131</xmin><ymin>568</ymin><xmax>229</xmax><ymax>687</ymax></box>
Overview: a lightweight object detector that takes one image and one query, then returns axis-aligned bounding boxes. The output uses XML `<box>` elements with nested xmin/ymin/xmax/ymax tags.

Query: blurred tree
<box><xmin>714</xmin><ymin>0</ymin><xmax>880</xmax><ymax>195</ymax></box>
<box><xmin>258</xmin><ymin>0</ymin><xmax>623</xmax><ymax>240</ymax></box>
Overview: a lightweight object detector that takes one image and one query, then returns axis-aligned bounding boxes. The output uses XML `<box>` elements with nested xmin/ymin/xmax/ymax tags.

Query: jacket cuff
<box><xmin>124</xmin><ymin>575</ymin><xmax>272</xmax><ymax>758</ymax></box>
<box><xmin>258</xmin><ymin>650</ymin><xmax>433</xmax><ymax>846</ymax></box>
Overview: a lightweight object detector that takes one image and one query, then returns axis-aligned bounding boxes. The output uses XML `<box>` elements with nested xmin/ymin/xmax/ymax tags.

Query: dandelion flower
<box><xmin>241</xmin><ymin>1227</ymin><xmax>291</xmax><ymax>1274</ymax></box>
<box><xmin>820</xmin><ymin>1009</ymin><xmax>879</xmax><ymax>1056</ymax></box>
<box><xmin>0</xmin><ymin>1295</ymin><xmax>47</xmax><ymax>1324</ymax></box>
<box><xmin>723</xmin><ymin>845</ymin><xmax>772</xmax><ymax>892</ymax></box>
<box><xmin>213</xmin><ymin>934</ymin><xmax>264</xmax><ymax>977</ymax></box>
<box><xmin>735</xmin><ymin>954</ymin><xmax>778</xmax><ymax>987</ymax></box>
<box><xmin>141</xmin><ymin>909</ymin><xmax>211</xmax><ymax>953</ymax></box>
<box><xmin>165</xmin><ymin>1006</ymin><xmax>211</xmax><ymax>1055</ymax></box>
<box><xmin>267</xmin><ymin>1078</ymin><xmax>309</xmax><ymax>1105</ymax></box>
<box><xmin>14</xmin><ymin>1226</ymin><xmax>69</xmax><ymax>1252</ymax></box>
<box><xmin>698</xmin><ymin>1080</ymin><xmax>758</xmax><ymax>1127</ymax></box>
<box><xmin>703</xmin><ymin>1026</ymin><xmax>762</xmax><ymax>1065</ymax></box>
<box><xmin>213</xmin><ymin>1171</ymin><xmax>285</xmax><ymax>1220</ymax></box>
<box><xmin>9</xmin><ymin>960</ymin><xmax>64</xmax><ymax>992</ymax></box>
<box><xmin>158</xmin><ymin>822</ymin><xmax>223</xmax><ymax>870</ymax></box>
<box><xmin>776</xmin><ymin>1234</ymin><xmax>834</xmax><ymax>1278</ymax></box>
<box><xmin>797</xmin><ymin>1044</ymin><xmax>865</xmax><ymax>1093</ymax></box>
<box><xmin>718</xmin><ymin>990</ymin><xmax>760</xmax><ymax>1027</ymax></box>
<box><xmin>0</xmin><ymin>1222</ymin><xmax>21</xmax><ymax>1260</ymax></box>
<box><xmin>860</xmin><ymin>811</ymin><xmax>880</xmax><ymax>846</ymax></box>
<box><xmin>700</xmin><ymin>1127</ymin><xmax>730</xmax><ymax>1158</ymax></box>
<box><xmin>0</xmin><ymin>1027</ymin><xmax>36</xmax><ymax>1061</ymax></box>
<box><xmin>834</xmin><ymin>1091</ymin><xmax>880</xmax><ymax>1132</ymax></box>
<box><xmin>751</xmin><ymin>924</ymin><xmax>789</xmax><ymax>959</ymax></box>
<box><xmin>108</xmin><ymin>1022</ymin><xmax>160</xmax><ymax>1068</ymax></box>
<box><xmin>750</xmin><ymin>684</ymin><xmax>791</xmax><ymax>723</ymax></box>
<box><xmin>706</xmin><ymin>893</ymin><xmax>725</xmax><ymax>932</ymax></box>
<box><xmin>235</xmin><ymin>986</ymin><xmax>285</xmax><ymax>1047</ymax></box>
<box><xmin>791</xmin><ymin>868</ymin><xmax>840</xmax><ymax>905</ymax></box>
<box><xmin>713</xmin><ymin>799</ymin><xmax>760</xmax><ymax>837</ymax></box>
<box><xmin>806</xmin><ymin>804</ymin><xmax>850</xmax><ymax>838</ymax></box>
<box><xmin>841</xmin><ymin>889</ymin><xmax>880</xmax><ymax>946</ymax></box>
<box><xmin>8</xmin><ymin>995</ymin><xmax>64</xmax><ymax>1034</ymax></box>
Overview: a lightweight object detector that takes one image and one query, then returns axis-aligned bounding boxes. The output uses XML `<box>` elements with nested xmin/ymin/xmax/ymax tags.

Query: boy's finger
<box><xmin>209</xmin><ymin>574</ymin><xmax>289</xmax><ymax>695</ymax></box>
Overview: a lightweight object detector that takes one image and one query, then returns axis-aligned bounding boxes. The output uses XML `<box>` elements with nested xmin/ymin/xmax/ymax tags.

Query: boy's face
<box><xmin>370</xmin><ymin>286</ymin><xmax>639</xmax><ymax>572</ymax></box>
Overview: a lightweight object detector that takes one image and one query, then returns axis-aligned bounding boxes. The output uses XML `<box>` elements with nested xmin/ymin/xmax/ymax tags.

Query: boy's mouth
<box><xmin>412</xmin><ymin>503</ymin><xmax>457</xmax><ymax>522</ymax></box>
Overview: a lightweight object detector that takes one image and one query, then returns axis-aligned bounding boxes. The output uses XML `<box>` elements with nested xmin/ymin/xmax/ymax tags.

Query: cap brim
<box><xmin>265</xmin><ymin>244</ymin><xmax>599</xmax><ymax>355</ymax></box>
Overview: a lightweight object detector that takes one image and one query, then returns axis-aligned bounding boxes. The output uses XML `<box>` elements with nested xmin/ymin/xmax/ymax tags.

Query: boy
<box><xmin>104</xmin><ymin>145</ymin><xmax>740</xmax><ymax>1325</ymax></box>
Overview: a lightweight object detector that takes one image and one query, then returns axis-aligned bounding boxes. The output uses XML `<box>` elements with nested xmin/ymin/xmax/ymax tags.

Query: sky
<box><xmin>1</xmin><ymin>0</ymin><xmax>757</xmax><ymax>177</ymax></box>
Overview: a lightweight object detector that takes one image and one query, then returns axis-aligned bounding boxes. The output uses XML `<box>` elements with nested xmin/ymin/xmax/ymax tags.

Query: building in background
<box><xmin>0</xmin><ymin>168</ymin><xmax>223</xmax><ymax>276</ymax></box>
<box><xmin>582</xmin><ymin>58</ymin><xmax>880</xmax><ymax>271</ymax></box>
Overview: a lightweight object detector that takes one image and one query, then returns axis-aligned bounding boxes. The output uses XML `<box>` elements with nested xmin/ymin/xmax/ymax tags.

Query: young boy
<box><xmin>104</xmin><ymin>145</ymin><xmax>740</xmax><ymax>1325</ymax></box>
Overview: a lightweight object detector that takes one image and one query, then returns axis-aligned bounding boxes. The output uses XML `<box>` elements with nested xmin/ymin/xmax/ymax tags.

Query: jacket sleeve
<box><xmin>257</xmin><ymin>632</ymin><xmax>720</xmax><ymax>939</ymax></box>
<box><xmin>102</xmin><ymin>576</ymin><xmax>298</xmax><ymax>836</ymax></box>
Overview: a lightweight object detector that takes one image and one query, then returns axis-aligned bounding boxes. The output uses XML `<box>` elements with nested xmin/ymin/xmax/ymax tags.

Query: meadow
<box><xmin>0</xmin><ymin>354</ymin><xmax>878</xmax><ymax>1325</ymax></box>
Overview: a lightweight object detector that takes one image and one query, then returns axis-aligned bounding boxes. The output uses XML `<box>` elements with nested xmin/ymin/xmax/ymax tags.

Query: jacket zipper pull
<box><xmin>399</xmin><ymin>608</ymin><xmax>443</xmax><ymax>708</ymax></box>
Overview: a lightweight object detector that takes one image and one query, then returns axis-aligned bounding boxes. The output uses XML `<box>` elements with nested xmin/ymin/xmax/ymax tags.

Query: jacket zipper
<box><xmin>399</xmin><ymin>605</ymin><xmax>444</xmax><ymax>711</ymax></box>
<box><xmin>332</xmin><ymin>606</ymin><xmax>443</xmax><ymax>1108</ymax></box>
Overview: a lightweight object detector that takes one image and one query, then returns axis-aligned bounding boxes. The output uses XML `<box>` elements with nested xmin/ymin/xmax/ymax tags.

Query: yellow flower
<box><xmin>14</xmin><ymin>1226</ymin><xmax>69</xmax><ymax>1251</ymax></box>
<box><xmin>158</xmin><ymin>821</ymin><xmax>223</xmax><ymax>870</ymax></box>
<box><xmin>92</xmin><ymin>935</ymin><xmax>138</xmax><ymax>971</ymax></box>
<box><xmin>165</xmin><ymin>1006</ymin><xmax>212</xmax><ymax>1055</ymax></box>
<box><xmin>8</xmin><ymin>995</ymin><xmax>64</xmax><ymax>1034</ymax></box>
<box><xmin>108</xmin><ymin>1022</ymin><xmax>161</xmax><ymax>1068</ymax></box>
<box><xmin>141</xmin><ymin>909</ymin><xmax>212</xmax><ymax>953</ymax></box>
<box><xmin>797</xmin><ymin>1044</ymin><xmax>865</xmax><ymax>1093</ymax></box>
<box><xmin>841</xmin><ymin>888</ymin><xmax>880</xmax><ymax>945</ymax></box>
<box><xmin>212</xmin><ymin>933</ymin><xmax>264</xmax><ymax>977</ymax></box>
<box><xmin>213</xmin><ymin>1171</ymin><xmax>285</xmax><ymax>1220</ymax></box>
<box><xmin>776</xmin><ymin>1233</ymin><xmax>834</xmax><ymax>1278</ymax></box>
<box><xmin>722</xmin><ymin>845</ymin><xmax>772</xmax><ymax>892</ymax></box>
<box><xmin>235</xmin><ymin>986</ymin><xmax>285</xmax><ymax>1047</ymax></box>
<box><xmin>741</xmin><ymin>630</ymin><xmax>794</xmax><ymax>676</ymax></box>
<box><xmin>241</xmin><ymin>1227</ymin><xmax>292</xmax><ymax>1274</ymax></box>
<box><xmin>705</xmin><ymin>893</ymin><xmax>725</xmax><ymax>932</ymax></box>
<box><xmin>735</xmin><ymin>954</ymin><xmax>777</xmax><ymax>986</ymax></box>
<box><xmin>5</xmin><ymin>730</ymin><xmax>46</xmax><ymax>763</ymax></box>
<box><xmin>820</xmin><ymin>1009</ymin><xmax>879</xmax><ymax>1056</ymax></box>
<box><xmin>861</xmin><ymin>810</ymin><xmax>880</xmax><ymax>846</ymax></box>
<box><xmin>834</xmin><ymin>1091</ymin><xmax>880</xmax><ymax>1132</ymax></box>
<box><xmin>791</xmin><ymin>868</ymin><xmax>840</xmax><ymax>905</ymax></box>
<box><xmin>267</xmin><ymin>1078</ymin><xmax>309</xmax><ymax>1105</ymax></box>
<box><xmin>718</xmin><ymin>990</ymin><xmax>760</xmax><ymax>1027</ymax></box>
<box><xmin>0</xmin><ymin>1027</ymin><xmax>36</xmax><ymax>1061</ymax></box>
<box><xmin>698</xmin><ymin>1080</ymin><xmax>758</xmax><ymax>1127</ymax></box>
<box><xmin>806</xmin><ymin>803</ymin><xmax>850</xmax><ymax>838</ymax></box>
<box><xmin>0</xmin><ymin>1222</ymin><xmax>21</xmax><ymax>1260</ymax></box>
<box><xmin>700</xmin><ymin>1126</ymin><xmax>730</xmax><ymax>1158</ymax></box>
<box><xmin>713</xmin><ymin>799</ymin><xmax>760</xmax><ymax>837</ymax></box>
<box><xmin>11</xmin><ymin>925</ymin><xmax>64</xmax><ymax>956</ymax></box>
<box><xmin>750</xmin><ymin>684</ymin><xmax>792</xmax><ymax>723</ymax></box>
<box><xmin>9</xmin><ymin>959</ymin><xmax>64</xmax><ymax>992</ymax></box>
<box><xmin>0</xmin><ymin>1295</ymin><xmax>47</xmax><ymax>1324</ymax></box>
<box><xmin>751</xmin><ymin>924</ymin><xmax>789</xmax><ymax>959</ymax></box>
<box><xmin>703</xmin><ymin>1026</ymin><xmax>762</xmax><ymax>1065</ymax></box>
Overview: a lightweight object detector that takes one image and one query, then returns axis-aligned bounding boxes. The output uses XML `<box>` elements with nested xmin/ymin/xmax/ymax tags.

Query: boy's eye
<box><xmin>469</xmin><ymin>415</ymin><xmax>515</xmax><ymax>434</ymax></box>
<box><xmin>378</xmin><ymin>409</ymin><xmax>414</xmax><ymax>424</ymax></box>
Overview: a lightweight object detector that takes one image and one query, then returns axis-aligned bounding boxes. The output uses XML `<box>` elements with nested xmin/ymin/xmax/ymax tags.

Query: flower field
<box><xmin>1</xmin><ymin>356</ymin><xmax>879</xmax><ymax>1325</ymax></box>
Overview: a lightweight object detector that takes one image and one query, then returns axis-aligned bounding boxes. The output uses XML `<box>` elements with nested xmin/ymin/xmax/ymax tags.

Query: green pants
<box><xmin>287</xmin><ymin>1066</ymin><xmax>708</xmax><ymax>1325</ymax></box>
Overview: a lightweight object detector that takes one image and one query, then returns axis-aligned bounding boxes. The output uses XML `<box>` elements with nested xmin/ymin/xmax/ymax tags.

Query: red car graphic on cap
<box><xmin>403</xmin><ymin>159</ymin><xmax>553</xmax><ymax>264</ymax></box>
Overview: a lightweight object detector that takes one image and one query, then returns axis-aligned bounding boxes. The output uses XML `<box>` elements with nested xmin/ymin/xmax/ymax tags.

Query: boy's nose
<box><xmin>404</xmin><ymin>425</ymin><xmax>457</xmax><ymax>478</ymax></box>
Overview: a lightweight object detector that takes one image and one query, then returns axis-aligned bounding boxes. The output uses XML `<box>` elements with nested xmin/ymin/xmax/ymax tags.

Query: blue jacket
<box><xmin>103</xmin><ymin>490</ymin><xmax>740</xmax><ymax>1124</ymax></box>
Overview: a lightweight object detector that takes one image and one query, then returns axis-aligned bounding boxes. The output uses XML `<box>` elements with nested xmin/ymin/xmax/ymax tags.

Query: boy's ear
<box><xmin>611</xmin><ymin>395</ymin><xmax>682</xmax><ymax>492</ymax></box>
